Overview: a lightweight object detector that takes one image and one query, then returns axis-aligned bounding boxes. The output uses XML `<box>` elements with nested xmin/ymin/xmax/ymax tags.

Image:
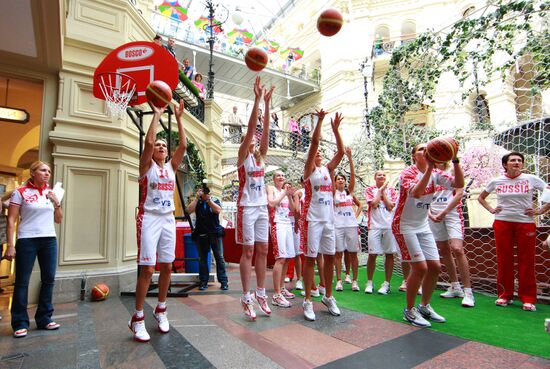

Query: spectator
<box><xmin>300</xmin><ymin>114</ymin><xmax>312</xmax><ymax>150</ymax></box>
<box><xmin>269</xmin><ymin>113</ymin><xmax>279</xmax><ymax>148</ymax></box>
<box><xmin>153</xmin><ymin>35</ymin><xmax>163</xmax><ymax>46</ymax></box>
<box><xmin>288</xmin><ymin>116</ymin><xmax>299</xmax><ymax>150</ymax></box>
<box><xmin>164</xmin><ymin>37</ymin><xmax>176</xmax><ymax>58</ymax></box>
<box><xmin>5</xmin><ymin>161</ymin><xmax>63</xmax><ymax>338</ymax></box>
<box><xmin>183</xmin><ymin>58</ymin><xmax>194</xmax><ymax>80</ymax></box>
<box><xmin>186</xmin><ymin>186</ymin><xmax>229</xmax><ymax>291</ymax></box>
<box><xmin>374</xmin><ymin>34</ymin><xmax>383</xmax><ymax>56</ymax></box>
<box><xmin>192</xmin><ymin>73</ymin><xmax>205</xmax><ymax>99</ymax></box>
<box><xmin>227</xmin><ymin>106</ymin><xmax>244</xmax><ymax>144</ymax></box>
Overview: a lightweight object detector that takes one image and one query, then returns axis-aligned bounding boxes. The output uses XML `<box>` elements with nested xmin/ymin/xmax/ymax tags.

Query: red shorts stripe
<box><xmin>393</xmin><ymin>232</ymin><xmax>411</xmax><ymax>261</ymax></box>
<box><xmin>236</xmin><ymin>205</ymin><xmax>244</xmax><ymax>244</ymax></box>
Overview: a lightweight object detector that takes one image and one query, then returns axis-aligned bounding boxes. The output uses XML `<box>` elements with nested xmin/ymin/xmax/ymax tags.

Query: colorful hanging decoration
<box><xmin>158</xmin><ymin>1</ymin><xmax>188</xmax><ymax>22</ymax></box>
<box><xmin>227</xmin><ymin>28</ymin><xmax>254</xmax><ymax>45</ymax></box>
<box><xmin>255</xmin><ymin>38</ymin><xmax>280</xmax><ymax>53</ymax></box>
<box><xmin>280</xmin><ymin>47</ymin><xmax>304</xmax><ymax>61</ymax></box>
<box><xmin>194</xmin><ymin>16</ymin><xmax>224</xmax><ymax>34</ymax></box>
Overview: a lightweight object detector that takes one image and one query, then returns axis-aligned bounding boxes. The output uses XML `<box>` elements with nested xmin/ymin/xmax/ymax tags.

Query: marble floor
<box><xmin>0</xmin><ymin>265</ymin><xmax>548</xmax><ymax>369</ymax></box>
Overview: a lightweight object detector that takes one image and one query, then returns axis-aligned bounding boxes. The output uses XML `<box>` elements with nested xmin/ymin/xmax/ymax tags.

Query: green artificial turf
<box><xmin>304</xmin><ymin>266</ymin><xmax>549</xmax><ymax>359</ymax></box>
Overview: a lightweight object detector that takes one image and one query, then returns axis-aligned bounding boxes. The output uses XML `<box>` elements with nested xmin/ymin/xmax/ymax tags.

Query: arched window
<box><xmin>472</xmin><ymin>94</ymin><xmax>491</xmax><ymax>129</ymax></box>
<box><xmin>373</xmin><ymin>25</ymin><xmax>390</xmax><ymax>56</ymax></box>
<box><xmin>401</xmin><ymin>21</ymin><xmax>416</xmax><ymax>41</ymax></box>
<box><xmin>463</xmin><ymin>6</ymin><xmax>475</xmax><ymax>18</ymax></box>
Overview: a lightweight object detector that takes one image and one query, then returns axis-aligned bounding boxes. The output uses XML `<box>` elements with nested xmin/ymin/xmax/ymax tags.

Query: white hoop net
<box><xmin>97</xmin><ymin>72</ymin><xmax>136</xmax><ymax>117</ymax></box>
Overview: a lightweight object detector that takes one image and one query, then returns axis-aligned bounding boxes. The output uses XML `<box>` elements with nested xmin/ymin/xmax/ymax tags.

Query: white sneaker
<box><xmin>153</xmin><ymin>306</ymin><xmax>170</xmax><ymax>333</ymax></box>
<box><xmin>417</xmin><ymin>304</ymin><xmax>446</xmax><ymax>323</ymax></box>
<box><xmin>378</xmin><ymin>281</ymin><xmax>390</xmax><ymax>295</ymax></box>
<box><xmin>344</xmin><ymin>274</ymin><xmax>352</xmax><ymax>284</ymax></box>
<box><xmin>318</xmin><ymin>285</ymin><xmax>326</xmax><ymax>295</ymax></box>
<box><xmin>403</xmin><ymin>307</ymin><xmax>431</xmax><ymax>328</ymax></box>
<box><xmin>462</xmin><ymin>290</ymin><xmax>475</xmax><ymax>307</ymax></box>
<box><xmin>272</xmin><ymin>293</ymin><xmax>291</xmax><ymax>308</ymax></box>
<box><xmin>322</xmin><ymin>295</ymin><xmax>341</xmax><ymax>316</ymax></box>
<box><xmin>241</xmin><ymin>296</ymin><xmax>257</xmax><ymax>321</ymax></box>
<box><xmin>281</xmin><ymin>287</ymin><xmax>295</xmax><ymax>299</ymax></box>
<box><xmin>399</xmin><ymin>280</ymin><xmax>407</xmax><ymax>292</ymax></box>
<box><xmin>440</xmin><ymin>286</ymin><xmax>464</xmax><ymax>298</ymax></box>
<box><xmin>253</xmin><ymin>292</ymin><xmax>272</xmax><ymax>316</ymax></box>
<box><xmin>301</xmin><ymin>288</ymin><xmax>320</xmax><ymax>297</ymax></box>
<box><xmin>335</xmin><ymin>280</ymin><xmax>343</xmax><ymax>291</ymax></box>
<box><xmin>303</xmin><ymin>300</ymin><xmax>316</xmax><ymax>321</ymax></box>
<box><xmin>351</xmin><ymin>281</ymin><xmax>360</xmax><ymax>292</ymax></box>
<box><xmin>295</xmin><ymin>280</ymin><xmax>304</xmax><ymax>290</ymax></box>
<box><xmin>128</xmin><ymin>314</ymin><xmax>151</xmax><ymax>342</ymax></box>
<box><xmin>365</xmin><ymin>281</ymin><xmax>373</xmax><ymax>294</ymax></box>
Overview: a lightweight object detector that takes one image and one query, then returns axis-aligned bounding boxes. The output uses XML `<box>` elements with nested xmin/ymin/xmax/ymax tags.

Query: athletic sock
<box><xmin>243</xmin><ymin>292</ymin><xmax>252</xmax><ymax>301</ymax></box>
<box><xmin>157</xmin><ymin>301</ymin><xmax>167</xmax><ymax>309</ymax></box>
<box><xmin>134</xmin><ymin>310</ymin><xmax>144</xmax><ymax>318</ymax></box>
<box><xmin>256</xmin><ymin>288</ymin><xmax>266</xmax><ymax>297</ymax></box>
<box><xmin>451</xmin><ymin>282</ymin><xmax>461</xmax><ymax>289</ymax></box>
<box><xmin>464</xmin><ymin>288</ymin><xmax>472</xmax><ymax>293</ymax></box>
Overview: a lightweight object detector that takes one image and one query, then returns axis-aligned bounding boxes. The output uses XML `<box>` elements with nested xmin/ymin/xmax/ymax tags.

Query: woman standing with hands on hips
<box><xmin>478</xmin><ymin>151</ymin><xmax>549</xmax><ymax>312</ymax></box>
<box><xmin>129</xmin><ymin>100</ymin><xmax>187</xmax><ymax>342</ymax></box>
<box><xmin>5</xmin><ymin>161</ymin><xmax>63</xmax><ymax>338</ymax></box>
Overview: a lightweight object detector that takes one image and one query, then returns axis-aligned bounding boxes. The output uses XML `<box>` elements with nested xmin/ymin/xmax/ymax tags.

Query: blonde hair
<box><xmin>29</xmin><ymin>160</ymin><xmax>51</xmax><ymax>174</ymax></box>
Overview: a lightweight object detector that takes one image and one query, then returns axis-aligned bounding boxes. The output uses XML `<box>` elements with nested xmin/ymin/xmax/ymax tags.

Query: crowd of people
<box><xmin>232</xmin><ymin>77</ymin><xmax>550</xmax><ymax>327</ymax></box>
<box><xmin>2</xmin><ymin>76</ymin><xmax>549</xmax><ymax>342</ymax></box>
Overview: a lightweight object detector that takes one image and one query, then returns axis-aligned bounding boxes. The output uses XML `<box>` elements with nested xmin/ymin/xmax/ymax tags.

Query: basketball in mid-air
<box><xmin>426</xmin><ymin>137</ymin><xmax>459</xmax><ymax>163</ymax></box>
<box><xmin>91</xmin><ymin>283</ymin><xmax>110</xmax><ymax>301</ymax></box>
<box><xmin>245</xmin><ymin>47</ymin><xmax>268</xmax><ymax>72</ymax></box>
<box><xmin>146</xmin><ymin>80</ymin><xmax>172</xmax><ymax>108</ymax></box>
<box><xmin>317</xmin><ymin>8</ymin><xmax>343</xmax><ymax>37</ymax></box>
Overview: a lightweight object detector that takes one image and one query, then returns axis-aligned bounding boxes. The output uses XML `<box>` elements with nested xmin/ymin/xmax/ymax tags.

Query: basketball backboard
<box><xmin>93</xmin><ymin>41</ymin><xmax>179</xmax><ymax>106</ymax></box>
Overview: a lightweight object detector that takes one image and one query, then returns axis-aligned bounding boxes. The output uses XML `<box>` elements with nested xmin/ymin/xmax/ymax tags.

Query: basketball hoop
<box><xmin>96</xmin><ymin>72</ymin><xmax>137</xmax><ymax>117</ymax></box>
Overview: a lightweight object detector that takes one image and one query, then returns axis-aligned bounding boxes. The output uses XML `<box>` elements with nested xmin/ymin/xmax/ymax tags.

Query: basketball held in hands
<box><xmin>426</xmin><ymin>137</ymin><xmax>459</xmax><ymax>163</ymax></box>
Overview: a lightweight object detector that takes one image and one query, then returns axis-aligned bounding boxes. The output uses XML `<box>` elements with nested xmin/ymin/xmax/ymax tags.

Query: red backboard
<box><xmin>93</xmin><ymin>41</ymin><xmax>179</xmax><ymax>106</ymax></box>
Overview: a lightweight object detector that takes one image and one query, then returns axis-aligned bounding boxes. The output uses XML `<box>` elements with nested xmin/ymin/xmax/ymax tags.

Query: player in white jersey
<box><xmin>392</xmin><ymin>143</ymin><xmax>464</xmax><ymax>328</ymax></box>
<box><xmin>295</xmin><ymin>182</ymin><xmax>326</xmax><ymax>297</ymax></box>
<box><xmin>302</xmin><ymin>109</ymin><xmax>344</xmax><ymax>321</ymax></box>
<box><xmin>428</xmin><ymin>162</ymin><xmax>474</xmax><ymax>307</ymax></box>
<box><xmin>478</xmin><ymin>151</ymin><xmax>549</xmax><ymax>312</ymax></box>
<box><xmin>334</xmin><ymin>147</ymin><xmax>362</xmax><ymax>292</ymax></box>
<box><xmin>364</xmin><ymin>171</ymin><xmax>402</xmax><ymax>295</ymax></box>
<box><xmin>236</xmin><ymin>77</ymin><xmax>275</xmax><ymax>320</ymax></box>
<box><xmin>129</xmin><ymin>101</ymin><xmax>188</xmax><ymax>342</ymax></box>
<box><xmin>267</xmin><ymin>171</ymin><xmax>296</xmax><ymax>307</ymax></box>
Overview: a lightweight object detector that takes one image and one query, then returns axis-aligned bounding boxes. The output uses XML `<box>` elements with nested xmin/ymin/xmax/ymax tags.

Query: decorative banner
<box><xmin>158</xmin><ymin>1</ymin><xmax>188</xmax><ymax>22</ymax></box>
<box><xmin>280</xmin><ymin>47</ymin><xmax>304</xmax><ymax>61</ymax></box>
<box><xmin>227</xmin><ymin>28</ymin><xmax>254</xmax><ymax>45</ymax></box>
<box><xmin>255</xmin><ymin>38</ymin><xmax>280</xmax><ymax>53</ymax></box>
<box><xmin>194</xmin><ymin>16</ymin><xmax>224</xmax><ymax>34</ymax></box>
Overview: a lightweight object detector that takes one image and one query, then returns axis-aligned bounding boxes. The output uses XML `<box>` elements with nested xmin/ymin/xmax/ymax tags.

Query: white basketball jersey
<box><xmin>272</xmin><ymin>187</ymin><xmax>291</xmax><ymax>223</ymax></box>
<box><xmin>304</xmin><ymin>166</ymin><xmax>334</xmax><ymax>222</ymax></box>
<box><xmin>334</xmin><ymin>190</ymin><xmax>358</xmax><ymax>228</ymax></box>
<box><xmin>237</xmin><ymin>153</ymin><xmax>267</xmax><ymax>207</ymax></box>
<box><xmin>139</xmin><ymin>161</ymin><xmax>176</xmax><ymax>214</ymax></box>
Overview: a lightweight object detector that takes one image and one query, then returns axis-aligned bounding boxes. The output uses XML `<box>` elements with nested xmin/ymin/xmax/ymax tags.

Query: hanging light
<box><xmin>232</xmin><ymin>8</ymin><xmax>243</xmax><ymax>25</ymax></box>
<box><xmin>0</xmin><ymin>79</ymin><xmax>29</xmax><ymax>124</ymax></box>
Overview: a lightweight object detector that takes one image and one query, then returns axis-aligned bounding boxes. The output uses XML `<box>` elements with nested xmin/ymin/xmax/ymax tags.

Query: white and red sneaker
<box><xmin>272</xmin><ymin>293</ymin><xmax>291</xmax><ymax>308</ymax></box>
<box><xmin>153</xmin><ymin>305</ymin><xmax>169</xmax><ymax>333</ymax></box>
<box><xmin>128</xmin><ymin>314</ymin><xmax>150</xmax><ymax>342</ymax></box>
<box><xmin>241</xmin><ymin>297</ymin><xmax>257</xmax><ymax>321</ymax></box>
<box><xmin>254</xmin><ymin>292</ymin><xmax>272</xmax><ymax>316</ymax></box>
<box><xmin>281</xmin><ymin>288</ymin><xmax>295</xmax><ymax>299</ymax></box>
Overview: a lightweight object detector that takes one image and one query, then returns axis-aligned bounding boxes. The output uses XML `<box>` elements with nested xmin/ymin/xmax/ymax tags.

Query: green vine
<box><xmin>367</xmin><ymin>0</ymin><xmax>548</xmax><ymax>166</ymax></box>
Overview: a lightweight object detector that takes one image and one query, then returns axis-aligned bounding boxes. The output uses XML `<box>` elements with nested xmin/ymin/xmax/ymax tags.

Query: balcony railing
<box><xmin>150</xmin><ymin>11</ymin><xmax>321</xmax><ymax>85</ymax></box>
<box><xmin>173</xmin><ymin>71</ymin><xmax>204</xmax><ymax>123</ymax></box>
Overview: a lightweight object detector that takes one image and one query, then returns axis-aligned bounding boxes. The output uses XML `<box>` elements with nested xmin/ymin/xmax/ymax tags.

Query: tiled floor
<box><xmin>0</xmin><ymin>265</ymin><xmax>548</xmax><ymax>369</ymax></box>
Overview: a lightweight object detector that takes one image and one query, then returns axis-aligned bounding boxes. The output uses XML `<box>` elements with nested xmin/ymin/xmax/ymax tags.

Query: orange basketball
<box><xmin>91</xmin><ymin>283</ymin><xmax>110</xmax><ymax>301</ymax></box>
<box><xmin>245</xmin><ymin>47</ymin><xmax>268</xmax><ymax>72</ymax></box>
<box><xmin>426</xmin><ymin>137</ymin><xmax>459</xmax><ymax>163</ymax></box>
<box><xmin>317</xmin><ymin>8</ymin><xmax>343</xmax><ymax>37</ymax></box>
<box><xmin>145</xmin><ymin>80</ymin><xmax>172</xmax><ymax>108</ymax></box>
